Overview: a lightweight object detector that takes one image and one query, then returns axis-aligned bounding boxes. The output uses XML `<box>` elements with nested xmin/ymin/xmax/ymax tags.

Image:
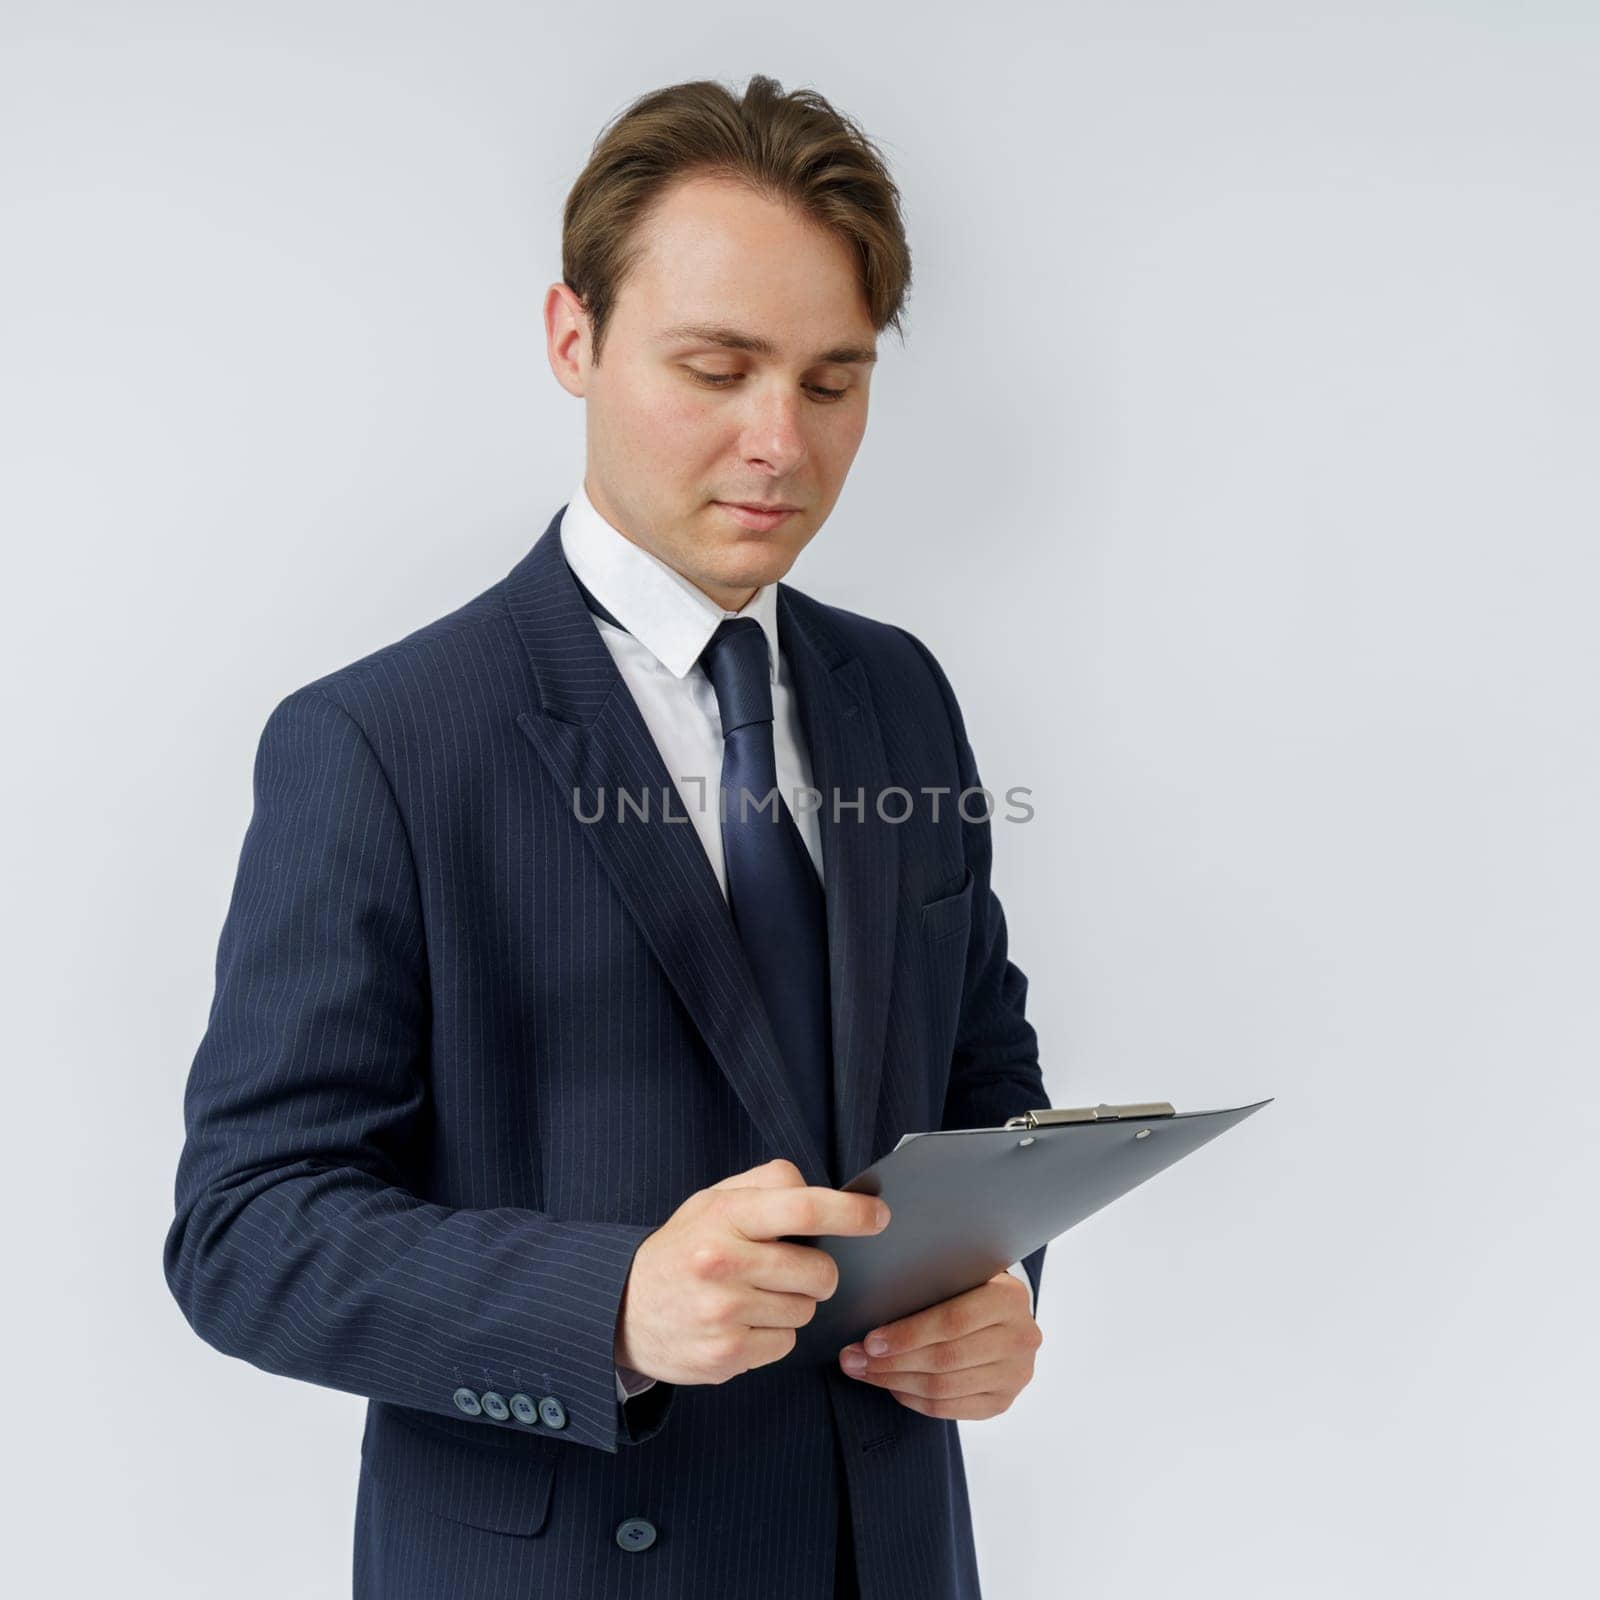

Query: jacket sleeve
<box><xmin>897</xmin><ymin>630</ymin><xmax>1051</xmax><ymax>1314</ymax></box>
<box><xmin>162</xmin><ymin>687</ymin><xmax>675</xmax><ymax>1453</ymax></box>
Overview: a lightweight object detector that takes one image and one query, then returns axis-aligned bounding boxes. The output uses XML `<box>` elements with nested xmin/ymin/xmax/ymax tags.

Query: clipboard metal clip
<box><xmin>1003</xmin><ymin>1102</ymin><xmax>1178</xmax><ymax>1130</ymax></box>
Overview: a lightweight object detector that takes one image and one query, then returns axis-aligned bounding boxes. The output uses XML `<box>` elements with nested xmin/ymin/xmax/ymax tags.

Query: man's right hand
<box><xmin>613</xmin><ymin>1158</ymin><xmax>891</xmax><ymax>1386</ymax></box>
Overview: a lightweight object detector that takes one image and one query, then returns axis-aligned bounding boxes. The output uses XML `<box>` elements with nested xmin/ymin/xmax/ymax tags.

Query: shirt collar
<box><xmin>558</xmin><ymin>476</ymin><xmax>781</xmax><ymax>683</ymax></box>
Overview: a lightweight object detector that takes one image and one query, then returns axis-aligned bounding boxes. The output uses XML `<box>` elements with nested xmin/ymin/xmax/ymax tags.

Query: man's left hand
<box><xmin>836</xmin><ymin>1270</ymin><xmax>1042</xmax><ymax>1419</ymax></box>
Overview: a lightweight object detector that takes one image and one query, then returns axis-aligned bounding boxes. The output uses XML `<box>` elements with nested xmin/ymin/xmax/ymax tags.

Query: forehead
<box><xmin>621</xmin><ymin>173</ymin><xmax>876</xmax><ymax>351</ymax></box>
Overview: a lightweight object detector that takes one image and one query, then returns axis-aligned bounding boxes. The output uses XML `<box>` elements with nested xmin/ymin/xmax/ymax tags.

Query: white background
<box><xmin>4</xmin><ymin>3</ymin><xmax>1596</xmax><ymax>1594</ymax></box>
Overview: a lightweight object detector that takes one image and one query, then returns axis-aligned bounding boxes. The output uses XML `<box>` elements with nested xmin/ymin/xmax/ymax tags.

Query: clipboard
<box><xmin>787</xmin><ymin>1096</ymin><xmax>1272</xmax><ymax>1364</ymax></box>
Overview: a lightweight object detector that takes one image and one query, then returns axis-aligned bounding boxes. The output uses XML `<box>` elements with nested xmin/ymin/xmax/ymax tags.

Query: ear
<box><xmin>544</xmin><ymin>281</ymin><xmax>592</xmax><ymax>397</ymax></box>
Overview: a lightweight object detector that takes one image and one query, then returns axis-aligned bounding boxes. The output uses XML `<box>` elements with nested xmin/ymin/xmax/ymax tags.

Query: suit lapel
<box><xmin>778</xmin><ymin>586</ymin><xmax>899</xmax><ymax>1187</ymax></box>
<box><xmin>507</xmin><ymin>511</ymin><xmax>833</xmax><ymax>1188</ymax></box>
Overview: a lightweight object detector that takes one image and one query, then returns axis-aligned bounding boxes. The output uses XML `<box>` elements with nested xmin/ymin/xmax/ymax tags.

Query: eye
<box><xmin>683</xmin><ymin>368</ymin><xmax>850</xmax><ymax>403</ymax></box>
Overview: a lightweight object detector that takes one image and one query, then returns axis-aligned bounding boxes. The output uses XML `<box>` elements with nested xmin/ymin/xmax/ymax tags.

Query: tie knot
<box><xmin>699</xmin><ymin>617</ymin><xmax>772</xmax><ymax>737</ymax></box>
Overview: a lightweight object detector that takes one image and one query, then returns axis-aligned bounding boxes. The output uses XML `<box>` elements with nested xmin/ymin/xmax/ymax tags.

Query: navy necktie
<box><xmin>568</xmin><ymin>565</ymin><xmax>836</xmax><ymax>1176</ymax></box>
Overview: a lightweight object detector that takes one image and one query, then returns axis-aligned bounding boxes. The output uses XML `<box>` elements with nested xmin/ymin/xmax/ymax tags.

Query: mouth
<box><xmin>714</xmin><ymin>501</ymin><xmax>801</xmax><ymax>531</ymax></box>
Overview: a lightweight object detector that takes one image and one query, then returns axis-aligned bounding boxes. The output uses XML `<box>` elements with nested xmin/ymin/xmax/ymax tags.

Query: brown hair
<box><xmin>562</xmin><ymin>74</ymin><xmax>913</xmax><ymax>365</ymax></box>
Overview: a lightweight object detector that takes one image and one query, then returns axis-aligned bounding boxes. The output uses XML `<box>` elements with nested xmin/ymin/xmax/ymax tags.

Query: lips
<box><xmin>715</xmin><ymin>501</ymin><xmax>800</xmax><ymax>531</ymax></box>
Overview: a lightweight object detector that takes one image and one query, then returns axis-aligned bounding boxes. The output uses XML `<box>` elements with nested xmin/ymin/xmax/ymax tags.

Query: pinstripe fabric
<box><xmin>164</xmin><ymin>507</ymin><xmax>1049</xmax><ymax>1599</ymax></box>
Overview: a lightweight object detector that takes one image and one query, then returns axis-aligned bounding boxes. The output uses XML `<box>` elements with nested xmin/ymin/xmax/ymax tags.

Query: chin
<box><xmin>724</xmin><ymin>551</ymin><xmax>799</xmax><ymax>590</ymax></box>
<box><xmin>704</xmin><ymin>536</ymin><xmax>803</xmax><ymax>582</ymax></box>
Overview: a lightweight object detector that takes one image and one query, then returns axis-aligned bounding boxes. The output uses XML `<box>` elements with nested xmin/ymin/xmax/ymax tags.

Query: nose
<box><xmin>737</xmin><ymin>386</ymin><xmax>809</xmax><ymax>478</ymax></box>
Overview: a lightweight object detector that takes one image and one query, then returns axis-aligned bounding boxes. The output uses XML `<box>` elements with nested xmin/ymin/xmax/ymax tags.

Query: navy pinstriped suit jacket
<box><xmin>164</xmin><ymin>507</ymin><xmax>1049</xmax><ymax>1599</ymax></box>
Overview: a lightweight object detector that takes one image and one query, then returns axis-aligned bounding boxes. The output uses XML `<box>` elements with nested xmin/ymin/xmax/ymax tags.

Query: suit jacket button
<box><xmin>509</xmin><ymin>1392</ymin><xmax>539</xmax><ymax>1425</ymax></box>
<box><xmin>452</xmin><ymin>1387</ymin><xmax>483</xmax><ymax>1417</ymax></box>
<box><xmin>480</xmin><ymin>1391</ymin><xmax>510</xmax><ymax>1421</ymax></box>
<box><xmin>537</xmin><ymin>1395</ymin><xmax>568</xmax><ymax>1430</ymax></box>
<box><xmin>615</xmin><ymin>1517</ymin><xmax>657</xmax><ymax>1552</ymax></box>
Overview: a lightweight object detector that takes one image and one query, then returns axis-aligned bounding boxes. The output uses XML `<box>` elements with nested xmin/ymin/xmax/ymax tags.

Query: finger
<box><xmin>857</xmin><ymin>1279</ymin><xmax>1010</xmax><ymax>1359</ymax></box>
<box><xmin>851</xmin><ymin>1358</ymin><xmax>1024</xmax><ymax>1401</ymax></box>
<box><xmin>742</xmin><ymin>1287</ymin><xmax>828</xmax><ymax>1330</ymax></box>
<box><xmin>885</xmin><ymin>1386</ymin><xmax>1015</xmax><ymax>1421</ymax></box>
<box><xmin>747</xmin><ymin>1239</ymin><xmax>842</xmax><ymax>1301</ymax></box>
<box><xmin>843</xmin><ymin>1321</ymin><xmax>1019</xmax><ymax>1376</ymax></box>
<box><xmin>738</xmin><ymin>1325</ymin><xmax>804</xmax><ymax>1372</ymax></box>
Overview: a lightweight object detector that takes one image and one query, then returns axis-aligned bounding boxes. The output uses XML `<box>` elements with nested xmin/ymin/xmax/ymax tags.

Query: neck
<box><xmin>583</xmin><ymin>473</ymin><xmax>760</xmax><ymax>614</ymax></box>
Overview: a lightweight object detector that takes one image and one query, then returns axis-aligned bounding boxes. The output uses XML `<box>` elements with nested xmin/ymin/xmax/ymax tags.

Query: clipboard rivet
<box><xmin>1017</xmin><ymin>1135</ymin><xmax>1035</xmax><ymax>1148</ymax></box>
<box><xmin>1135</xmin><ymin>1128</ymin><xmax>1152</xmax><ymax>1139</ymax></box>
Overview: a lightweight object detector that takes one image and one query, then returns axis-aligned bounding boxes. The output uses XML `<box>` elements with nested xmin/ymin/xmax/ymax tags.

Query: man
<box><xmin>165</xmin><ymin>73</ymin><xmax>1049</xmax><ymax>1599</ymax></box>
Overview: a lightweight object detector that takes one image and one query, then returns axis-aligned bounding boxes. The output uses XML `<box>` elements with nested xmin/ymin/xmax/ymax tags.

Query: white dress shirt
<box><xmin>560</xmin><ymin>477</ymin><xmax>823</xmax><ymax>893</ymax></box>
<box><xmin>557</xmin><ymin>479</ymin><xmax>1034</xmax><ymax>1406</ymax></box>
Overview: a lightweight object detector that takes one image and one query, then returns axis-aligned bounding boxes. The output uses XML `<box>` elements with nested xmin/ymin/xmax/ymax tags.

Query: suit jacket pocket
<box><xmin>362</xmin><ymin>1402</ymin><xmax>556</xmax><ymax>1537</ymax></box>
<box><xmin>920</xmin><ymin>868</ymin><xmax>975</xmax><ymax>1064</ymax></box>
<box><xmin>920</xmin><ymin>867</ymin><xmax>974</xmax><ymax>945</ymax></box>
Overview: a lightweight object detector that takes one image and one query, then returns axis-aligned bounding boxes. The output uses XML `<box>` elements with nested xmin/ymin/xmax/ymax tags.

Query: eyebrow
<box><xmin>658</xmin><ymin>322</ymin><xmax>878</xmax><ymax>366</ymax></box>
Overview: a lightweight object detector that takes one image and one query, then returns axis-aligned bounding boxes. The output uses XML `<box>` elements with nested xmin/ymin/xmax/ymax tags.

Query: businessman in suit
<box><xmin>164</xmin><ymin>74</ymin><xmax>1049</xmax><ymax>1599</ymax></box>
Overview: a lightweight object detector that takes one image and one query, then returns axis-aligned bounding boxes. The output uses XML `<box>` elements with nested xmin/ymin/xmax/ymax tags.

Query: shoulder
<box><xmin>266</xmin><ymin>571</ymin><xmax>523</xmax><ymax>738</ymax></box>
<box><xmin>779</xmin><ymin>582</ymin><xmax>964</xmax><ymax>724</ymax></box>
<box><xmin>777</xmin><ymin>582</ymin><xmax>972</xmax><ymax>772</ymax></box>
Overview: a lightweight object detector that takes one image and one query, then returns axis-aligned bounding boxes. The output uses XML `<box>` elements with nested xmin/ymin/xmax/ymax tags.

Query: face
<box><xmin>545</xmin><ymin>172</ymin><xmax>878</xmax><ymax>611</ymax></box>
